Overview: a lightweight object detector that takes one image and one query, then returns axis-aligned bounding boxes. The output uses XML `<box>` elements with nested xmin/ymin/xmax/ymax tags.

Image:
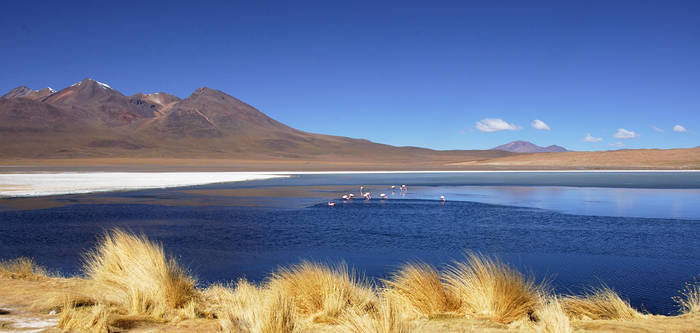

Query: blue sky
<box><xmin>1</xmin><ymin>0</ymin><xmax>698</xmax><ymax>151</ymax></box>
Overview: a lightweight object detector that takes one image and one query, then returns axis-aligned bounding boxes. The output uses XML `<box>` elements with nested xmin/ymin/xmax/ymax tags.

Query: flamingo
<box><xmin>342</xmin><ymin>195</ymin><xmax>349</xmax><ymax>200</ymax></box>
<box><xmin>401</xmin><ymin>184</ymin><xmax>407</xmax><ymax>191</ymax></box>
<box><xmin>348</xmin><ymin>193</ymin><xmax>355</xmax><ymax>198</ymax></box>
<box><xmin>391</xmin><ymin>185</ymin><xmax>396</xmax><ymax>190</ymax></box>
<box><xmin>379</xmin><ymin>193</ymin><xmax>387</xmax><ymax>199</ymax></box>
<box><xmin>328</xmin><ymin>201</ymin><xmax>336</xmax><ymax>206</ymax></box>
<box><xmin>440</xmin><ymin>195</ymin><xmax>446</xmax><ymax>202</ymax></box>
<box><xmin>363</xmin><ymin>192</ymin><xmax>371</xmax><ymax>200</ymax></box>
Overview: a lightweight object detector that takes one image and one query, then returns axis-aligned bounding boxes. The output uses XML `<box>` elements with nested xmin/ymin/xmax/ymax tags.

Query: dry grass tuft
<box><xmin>674</xmin><ymin>278</ymin><xmax>700</xmax><ymax>316</ymax></box>
<box><xmin>83</xmin><ymin>229</ymin><xmax>200</xmax><ymax>316</ymax></box>
<box><xmin>58</xmin><ymin>229</ymin><xmax>203</xmax><ymax>332</ymax></box>
<box><xmin>383</xmin><ymin>262</ymin><xmax>460</xmax><ymax>317</ymax></box>
<box><xmin>562</xmin><ymin>287</ymin><xmax>642</xmax><ymax>320</ymax></box>
<box><xmin>532</xmin><ymin>297</ymin><xmax>571</xmax><ymax>333</ymax></box>
<box><xmin>203</xmin><ymin>280</ymin><xmax>296</xmax><ymax>333</ymax></box>
<box><xmin>267</xmin><ymin>261</ymin><xmax>376</xmax><ymax>323</ymax></box>
<box><xmin>58</xmin><ymin>302</ymin><xmax>110</xmax><ymax>333</ymax></box>
<box><xmin>340</xmin><ymin>297</ymin><xmax>413</xmax><ymax>333</ymax></box>
<box><xmin>0</xmin><ymin>257</ymin><xmax>49</xmax><ymax>280</ymax></box>
<box><xmin>443</xmin><ymin>253</ymin><xmax>544</xmax><ymax>324</ymax></box>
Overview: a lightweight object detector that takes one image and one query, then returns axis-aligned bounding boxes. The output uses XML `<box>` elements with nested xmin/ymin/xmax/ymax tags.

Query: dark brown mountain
<box><xmin>2</xmin><ymin>86</ymin><xmax>56</xmax><ymax>101</ymax></box>
<box><xmin>146</xmin><ymin>87</ymin><xmax>297</xmax><ymax>138</ymax></box>
<box><xmin>43</xmin><ymin>78</ymin><xmax>160</xmax><ymax>125</ymax></box>
<box><xmin>0</xmin><ymin>79</ymin><xmax>515</xmax><ymax>163</ymax></box>
<box><xmin>491</xmin><ymin>140</ymin><xmax>568</xmax><ymax>153</ymax></box>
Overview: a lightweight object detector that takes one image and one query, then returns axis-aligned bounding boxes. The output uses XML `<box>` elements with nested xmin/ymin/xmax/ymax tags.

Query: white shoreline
<box><xmin>0</xmin><ymin>170</ymin><xmax>697</xmax><ymax>198</ymax></box>
<box><xmin>260</xmin><ymin>170</ymin><xmax>700</xmax><ymax>174</ymax></box>
<box><xmin>0</xmin><ymin>172</ymin><xmax>287</xmax><ymax>198</ymax></box>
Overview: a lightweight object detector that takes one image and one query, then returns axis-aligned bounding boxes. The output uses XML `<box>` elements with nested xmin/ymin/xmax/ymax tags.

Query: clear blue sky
<box><xmin>1</xmin><ymin>0</ymin><xmax>698</xmax><ymax>150</ymax></box>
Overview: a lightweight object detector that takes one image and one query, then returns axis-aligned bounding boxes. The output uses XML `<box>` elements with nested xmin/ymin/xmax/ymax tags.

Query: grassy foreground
<box><xmin>0</xmin><ymin>230</ymin><xmax>698</xmax><ymax>333</ymax></box>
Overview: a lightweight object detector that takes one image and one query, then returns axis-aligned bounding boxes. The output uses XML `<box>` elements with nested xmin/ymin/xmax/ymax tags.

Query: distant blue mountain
<box><xmin>491</xmin><ymin>140</ymin><xmax>568</xmax><ymax>153</ymax></box>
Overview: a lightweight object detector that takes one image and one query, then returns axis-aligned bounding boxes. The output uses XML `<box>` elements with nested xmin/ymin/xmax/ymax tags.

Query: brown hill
<box><xmin>0</xmin><ymin>80</ymin><xmax>514</xmax><ymax>163</ymax></box>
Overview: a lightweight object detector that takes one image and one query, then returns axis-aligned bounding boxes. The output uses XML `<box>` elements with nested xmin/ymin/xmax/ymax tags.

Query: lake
<box><xmin>1</xmin><ymin>171</ymin><xmax>698</xmax><ymax>315</ymax></box>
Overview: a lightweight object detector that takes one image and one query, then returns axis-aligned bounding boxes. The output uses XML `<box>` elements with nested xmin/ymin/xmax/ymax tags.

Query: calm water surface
<box><xmin>1</xmin><ymin>172</ymin><xmax>699</xmax><ymax>315</ymax></box>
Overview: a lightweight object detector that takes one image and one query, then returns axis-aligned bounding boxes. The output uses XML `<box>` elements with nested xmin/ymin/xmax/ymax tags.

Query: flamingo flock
<box><xmin>327</xmin><ymin>184</ymin><xmax>446</xmax><ymax>206</ymax></box>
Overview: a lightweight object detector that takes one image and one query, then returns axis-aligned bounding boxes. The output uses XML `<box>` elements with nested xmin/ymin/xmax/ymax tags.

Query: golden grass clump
<box><xmin>203</xmin><ymin>281</ymin><xmax>296</xmax><ymax>333</ymax></box>
<box><xmin>674</xmin><ymin>278</ymin><xmax>700</xmax><ymax>316</ymax></box>
<box><xmin>561</xmin><ymin>287</ymin><xmax>642</xmax><ymax>320</ymax></box>
<box><xmin>58</xmin><ymin>302</ymin><xmax>110</xmax><ymax>333</ymax></box>
<box><xmin>83</xmin><ymin>229</ymin><xmax>200</xmax><ymax>317</ymax></box>
<box><xmin>267</xmin><ymin>261</ymin><xmax>376</xmax><ymax>323</ymax></box>
<box><xmin>383</xmin><ymin>262</ymin><xmax>460</xmax><ymax>317</ymax></box>
<box><xmin>532</xmin><ymin>297</ymin><xmax>572</xmax><ymax>333</ymax></box>
<box><xmin>58</xmin><ymin>229</ymin><xmax>203</xmax><ymax>332</ymax></box>
<box><xmin>443</xmin><ymin>253</ymin><xmax>544</xmax><ymax>324</ymax></box>
<box><xmin>0</xmin><ymin>257</ymin><xmax>49</xmax><ymax>280</ymax></box>
<box><xmin>340</xmin><ymin>297</ymin><xmax>413</xmax><ymax>333</ymax></box>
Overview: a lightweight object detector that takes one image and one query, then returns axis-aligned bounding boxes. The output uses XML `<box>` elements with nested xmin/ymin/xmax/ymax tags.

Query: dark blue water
<box><xmin>1</xmin><ymin>172</ymin><xmax>699</xmax><ymax>315</ymax></box>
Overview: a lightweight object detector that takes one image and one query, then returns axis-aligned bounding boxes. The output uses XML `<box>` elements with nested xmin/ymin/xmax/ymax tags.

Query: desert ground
<box><xmin>1</xmin><ymin>147</ymin><xmax>699</xmax><ymax>173</ymax></box>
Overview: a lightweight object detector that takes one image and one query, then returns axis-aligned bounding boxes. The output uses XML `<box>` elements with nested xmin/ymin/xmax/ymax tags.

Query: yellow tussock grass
<box><xmin>58</xmin><ymin>302</ymin><xmax>110</xmax><ymax>333</ymax></box>
<box><xmin>383</xmin><ymin>262</ymin><xmax>460</xmax><ymax>317</ymax></box>
<box><xmin>562</xmin><ymin>287</ymin><xmax>642</xmax><ymax>320</ymax></box>
<box><xmin>674</xmin><ymin>278</ymin><xmax>700</xmax><ymax>316</ymax></box>
<box><xmin>83</xmin><ymin>229</ymin><xmax>200</xmax><ymax>316</ymax></box>
<box><xmin>203</xmin><ymin>281</ymin><xmax>296</xmax><ymax>333</ymax></box>
<box><xmin>340</xmin><ymin>297</ymin><xmax>413</xmax><ymax>333</ymax></box>
<box><xmin>443</xmin><ymin>253</ymin><xmax>544</xmax><ymax>324</ymax></box>
<box><xmin>0</xmin><ymin>257</ymin><xmax>49</xmax><ymax>280</ymax></box>
<box><xmin>532</xmin><ymin>297</ymin><xmax>572</xmax><ymax>333</ymax></box>
<box><xmin>58</xmin><ymin>229</ymin><xmax>203</xmax><ymax>332</ymax></box>
<box><xmin>267</xmin><ymin>261</ymin><xmax>376</xmax><ymax>323</ymax></box>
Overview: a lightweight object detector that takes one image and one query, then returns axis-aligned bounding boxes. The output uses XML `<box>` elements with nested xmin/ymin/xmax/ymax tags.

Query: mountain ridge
<box><xmin>0</xmin><ymin>80</ymin><xmax>514</xmax><ymax>162</ymax></box>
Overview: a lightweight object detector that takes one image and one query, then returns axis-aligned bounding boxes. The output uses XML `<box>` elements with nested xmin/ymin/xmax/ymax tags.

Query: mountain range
<box><xmin>0</xmin><ymin>79</ymin><xmax>514</xmax><ymax>163</ymax></box>
<box><xmin>491</xmin><ymin>140</ymin><xmax>568</xmax><ymax>153</ymax></box>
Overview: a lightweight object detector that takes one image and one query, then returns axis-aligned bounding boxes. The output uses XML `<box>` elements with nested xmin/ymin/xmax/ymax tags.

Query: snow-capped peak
<box><xmin>95</xmin><ymin>80</ymin><xmax>112</xmax><ymax>90</ymax></box>
<box><xmin>71</xmin><ymin>78</ymin><xmax>113</xmax><ymax>90</ymax></box>
<box><xmin>47</xmin><ymin>87</ymin><xmax>56</xmax><ymax>93</ymax></box>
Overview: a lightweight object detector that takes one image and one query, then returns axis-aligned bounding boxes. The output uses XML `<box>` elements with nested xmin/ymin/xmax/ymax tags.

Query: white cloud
<box><xmin>613</xmin><ymin>128</ymin><xmax>638</xmax><ymax>139</ymax></box>
<box><xmin>652</xmin><ymin>126</ymin><xmax>664</xmax><ymax>132</ymax></box>
<box><xmin>583</xmin><ymin>133</ymin><xmax>603</xmax><ymax>142</ymax></box>
<box><xmin>673</xmin><ymin>124</ymin><xmax>687</xmax><ymax>132</ymax></box>
<box><xmin>531</xmin><ymin>119</ymin><xmax>550</xmax><ymax>131</ymax></box>
<box><xmin>475</xmin><ymin>118</ymin><xmax>520</xmax><ymax>132</ymax></box>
